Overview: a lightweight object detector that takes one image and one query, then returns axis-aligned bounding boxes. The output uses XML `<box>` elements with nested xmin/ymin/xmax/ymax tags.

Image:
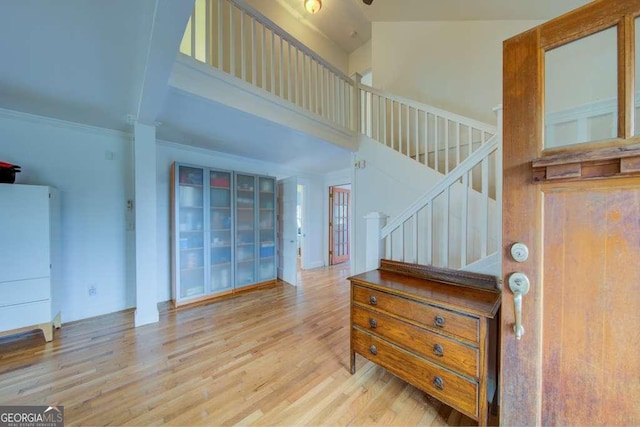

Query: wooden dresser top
<box><xmin>348</xmin><ymin>260</ymin><xmax>501</xmax><ymax>318</ymax></box>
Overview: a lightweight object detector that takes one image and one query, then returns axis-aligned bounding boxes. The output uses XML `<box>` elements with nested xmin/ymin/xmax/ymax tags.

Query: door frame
<box><xmin>502</xmin><ymin>2</ymin><xmax>640</xmax><ymax>425</ymax></box>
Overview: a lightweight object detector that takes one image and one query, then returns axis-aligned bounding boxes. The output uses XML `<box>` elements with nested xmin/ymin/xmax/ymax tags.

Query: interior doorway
<box><xmin>296</xmin><ymin>184</ymin><xmax>304</xmax><ymax>265</ymax></box>
<box><xmin>329</xmin><ymin>185</ymin><xmax>350</xmax><ymax>265</ymax></box>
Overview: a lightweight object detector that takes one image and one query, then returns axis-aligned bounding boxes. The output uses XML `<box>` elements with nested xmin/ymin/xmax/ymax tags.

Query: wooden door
<box><xmin>329</xmin><ymin>187</ymin><xmax>350</xmax><ymax>265</ymax></box>
<box><xmin>502</xmin><ymin>2</ymin><xmax>640</xmax><ymax>425</ymax></box>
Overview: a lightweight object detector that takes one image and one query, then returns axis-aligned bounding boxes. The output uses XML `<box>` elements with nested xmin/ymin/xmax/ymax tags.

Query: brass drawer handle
<box><xmin>369</xmin><ymin>345</ymin><xmax>378</xmax><ymax>356</ymax></box>
<box><xmin>433</xmin><ymin>343</ymin><xmax>444</xmax><ymax>357</ymax></box>
<box><xmin>434</xmin><ymin>315</ymin><xmax>445</xmax><ymax>328</ymax></box>
<box><xmin>369</xmin><ymin>295</ymin><xmax>377</xmax><ymax>305</ymax></box>
<box><xmin>369</xmin><ymin>318</ymin><xmax>377</xmax><ymax>329</ymax></box>
<box><xmin>433</xmin><ymin>376</ymin><xmax>444</xmax><ymax>391</ymax></box>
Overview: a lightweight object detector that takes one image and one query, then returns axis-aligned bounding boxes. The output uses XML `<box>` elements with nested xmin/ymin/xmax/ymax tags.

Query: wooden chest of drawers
<box><xmin>349</xmin><ymin>260</ymin><xmax>501</xmax><ymax>426</ymax></box>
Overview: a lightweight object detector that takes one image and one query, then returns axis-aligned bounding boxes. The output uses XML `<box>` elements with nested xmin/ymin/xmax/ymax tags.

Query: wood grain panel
<box><xmin>540</xmin><ymin>1</ymin><xmax>634</xmax><ymax>50</ymax></box>
<box><xmin>542</xmin><ymin>187</ymin><xmax>640</xmax><ymax>425</ymax></box>
<box><xmin>352</xmin><ymin>328</ymin><xmax>479</xmax><ymax>419</ymax></box>
<box><xmin>501</xmin><ymin>26</ymin><xmax>544</xmax><ymax>427</ymax></box>
<box><xmin>349</xmin><ymin>269</ymin><xmax>500</xmax><ymax>318</ymax></box>
<box><xmin>353</xmin><ymin>285</ymin><xmax>480</xmax><ymax>343</ymax></box>
<box><xmin>352</xmin><ymin>305</ymin><xmax>479</xmax><ymax>378</ymax></box>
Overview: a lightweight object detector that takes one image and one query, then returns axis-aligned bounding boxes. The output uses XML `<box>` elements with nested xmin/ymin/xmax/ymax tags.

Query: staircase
<box><xmin>179</xmin><ymin>0</ymin><xmax>502</xmax><ymax>277</ymax></box>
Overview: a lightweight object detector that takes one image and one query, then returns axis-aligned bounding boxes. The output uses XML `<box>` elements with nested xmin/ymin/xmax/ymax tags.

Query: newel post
<box><xmin>365</xmin><ymin>212</ymin><xmax>388</xmax><ymax>271</ymax></box>
<box><xmin>350</xmin><ymin>72</ymin><xmax>362</xmax><ymax>134</ymax></box>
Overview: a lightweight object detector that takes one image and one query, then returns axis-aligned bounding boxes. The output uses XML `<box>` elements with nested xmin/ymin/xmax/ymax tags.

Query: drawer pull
<box><xmin>369</xmin><ymin>295</ymin><xmax>377</xmax><ymax>305</ymax></box>
<box><xmin>433</xmin><ymin>343</ymin><xmax>444</xmax><ymax>357</ymax></box>
<box><xmin>434</xmin><ymin>315</ymin><xmax>446</xmax><ymax>328</ymax></box>
<box><xmin>433</xmin><ymin>376</ymin><xmax>444</xmax><ymax>391</ymax></box>
<box><xmin>369</xmin><ymin>345</ymin><xmax>378</xmax><ymax>355</ymax></box>
<box><xmin>369</xmin><ymin>318</ymin><xmax>378</xmax><ymax>329</ymax></box>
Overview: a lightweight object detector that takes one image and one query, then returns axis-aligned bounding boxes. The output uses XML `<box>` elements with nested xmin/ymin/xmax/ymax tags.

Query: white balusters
<box><xmin>380</xmin><ymin>133</ymin><xmax>500</xmax><ymax>270</ymax></box>
<box><xmin>180</xmin><ymin>0</ymin><xmax>353</xmax><ymax>130</ymax></box>
<box><xmin>353</xmin><ymin>84</ymin><xmax>498</xmax><ymax>176</ymax></box>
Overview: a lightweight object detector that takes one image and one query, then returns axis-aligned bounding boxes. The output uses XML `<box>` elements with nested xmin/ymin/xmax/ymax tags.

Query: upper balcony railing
<box><xmin>180</xmin><ymin>0</ymin><xmax>355</xmax><ymax>130</ymax></box>
<box><xmin>180</xmin><ymin>0</ymin><xmax>498</xmax><ymax>180</ymax></box>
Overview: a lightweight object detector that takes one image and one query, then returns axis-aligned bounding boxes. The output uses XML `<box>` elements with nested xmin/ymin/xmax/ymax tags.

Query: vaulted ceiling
<box><xmin>254</xmin><ymin>0</ymin><xmax>592</xmax><ymax>54</ymax></box>
<box><xmin>0</xmin><ymin>0</ymin><xmax>592</xmax><ymax>174</ymax></box>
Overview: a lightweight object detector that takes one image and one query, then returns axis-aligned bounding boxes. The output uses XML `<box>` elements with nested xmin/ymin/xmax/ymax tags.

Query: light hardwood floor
<box><xmin>0</xmin><ymin>263</ymin><xmax>480</xmax><ymax>426</ymax></box>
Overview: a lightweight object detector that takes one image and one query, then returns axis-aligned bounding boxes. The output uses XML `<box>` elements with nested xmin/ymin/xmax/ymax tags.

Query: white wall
<box><xmin>352</xmin><ymin>136</ymin><xmax>444</xmax><ymax>274</ymax></box>
<box><xmin>155</xmin><ymin>141</ymin><xmax>326</xmax><ymax>301</ymax></box>
<box><xmin>372</xmin><ymin>20</ymin><xmax>541</xmax><ymax>124</ymax></box>
<box><xmin>349</xmin><ymin>39</ymin><xmax>372</xmax><ymax>76</ymax></box>
<box><xmin>0</xmin><ymin>109</ymin><xmax>134</xmax><ymax>322</ymax></box>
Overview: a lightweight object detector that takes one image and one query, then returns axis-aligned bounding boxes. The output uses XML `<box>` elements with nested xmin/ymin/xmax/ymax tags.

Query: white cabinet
<box><xmin>171</xmin><ymin>163</ymin><xmax>276</xmax><ymax>307</ymax></box>
<box><xmin>0</xmin><ymin>184</ymin><xmax>60</xmax><ymax>342</ymax></box>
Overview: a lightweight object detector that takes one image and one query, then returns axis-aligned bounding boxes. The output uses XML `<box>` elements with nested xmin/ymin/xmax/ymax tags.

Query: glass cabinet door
<box><xmin>258</xmin><ymin>177</ymin><xmax>276</xmax><ymax>281</ymax></box>
<box><xmin>177</xmin><ymin>166</ymin><xmax>205</xmax><ymax>299</ymax></box>
<box><xmin>209</xmin><ymin>170</ymin><xmax>233</xmax><ymax>292</ymax></box>
<box><xmin>235</xmin><ymin>174</ymin><xmax>256</xmax><ymax>287</ymax></box>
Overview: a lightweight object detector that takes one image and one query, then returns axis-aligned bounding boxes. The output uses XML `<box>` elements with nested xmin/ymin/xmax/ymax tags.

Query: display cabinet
<box><xmin>171</xmin><ymin>163</ymin><xmax>276</xmax><ymax>306</ymax></box>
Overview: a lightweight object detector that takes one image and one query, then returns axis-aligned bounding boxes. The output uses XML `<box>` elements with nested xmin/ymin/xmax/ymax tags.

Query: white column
<box><xmin>350</xmin><ymin>72</ymin><xmax>362</xmax><ymax>134</ymax></box>
<box><xmin>134</xmin><ymin>122</ymin><xmax>159</xmax><ymax>327</ymax></box>
<box><xmin>364</xmin><ymin>212</ymin><xmax>388</xmax><ymax>271</ymax></box>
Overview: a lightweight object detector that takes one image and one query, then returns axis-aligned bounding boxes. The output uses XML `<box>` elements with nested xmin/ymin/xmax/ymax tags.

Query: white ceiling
<box><xmin>268</xmin><ymin>0</ymin><xmax>592</xmax><ymax>53</ymax></box>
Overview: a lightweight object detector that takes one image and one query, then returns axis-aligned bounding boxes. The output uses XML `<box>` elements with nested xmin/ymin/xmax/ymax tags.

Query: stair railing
<box><xmin>180</xmin><ymin>0</ymin><xmax>354</xmax><ymax>130</ymax></box>
<box><xmin>377</xmin><ymin>107</ymin><xmax>502</xmax><ymax>270</ymax></box>
<box><xmin>358</xmin><ymin>83</ymin><xmax>497</xmax><ymax>178</ymax></box>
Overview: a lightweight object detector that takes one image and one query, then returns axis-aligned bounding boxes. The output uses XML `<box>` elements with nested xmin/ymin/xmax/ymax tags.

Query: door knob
<box><xmin>508</xmin><ymin>272</ymin><xmax>530</xmax><ymax>340</ymax></box>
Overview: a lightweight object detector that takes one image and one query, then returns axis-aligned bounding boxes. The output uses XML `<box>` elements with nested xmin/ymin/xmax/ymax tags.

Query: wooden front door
<box><xmin>502</xmin><ymin>2</ymin><xmax>640</xmax><ymax>425</ymax></box>
<box><xmin>329</xmin><ymin>187</ymin><xmax>350</xmax><ymax>265</ymax></box>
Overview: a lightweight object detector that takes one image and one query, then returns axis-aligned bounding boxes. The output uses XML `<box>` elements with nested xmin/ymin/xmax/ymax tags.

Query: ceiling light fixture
<box><xmin>304</xmin><ymin>0</ymin><xmax>322</xmax><ymax>14</ymax></box>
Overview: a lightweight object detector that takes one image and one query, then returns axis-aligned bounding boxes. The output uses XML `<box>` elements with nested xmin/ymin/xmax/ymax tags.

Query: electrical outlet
<box><xmin>88</xmin><ymin>285</ymin><xmax>97</xmax><ymax>296</ymax></box>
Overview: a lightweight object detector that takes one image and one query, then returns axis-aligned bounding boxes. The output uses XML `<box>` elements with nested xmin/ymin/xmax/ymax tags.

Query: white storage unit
<box><xmin>171</xmin><ymin>163</ymin><xmax>277</xmax><ymax>307</ymax></box>
<box><xmin>0</xmin><ymin>184</ymin><xmax>60</xmax><ymax>342</ymax></box>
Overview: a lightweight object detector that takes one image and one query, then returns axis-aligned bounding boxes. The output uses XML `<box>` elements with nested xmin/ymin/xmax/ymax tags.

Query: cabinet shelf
<box><xmin>179</xmin><ymin>183</ymin><xmax>203</xmax><ymax>188</ymax></box>
<box><xmin>181</xmin><ymin>247</ymin><xmax>204</xmax><ymax>251</ymax></box>
<box><xmin>211</xmin><ymin>261</ymin><xmax>232</xmax><ymax>267</ymax></box>
<box><xmin>210</xmin><ymin>186</ymin><xmax>230</xmax><ymax>190</ymax></box>
<box><xmin>181</xmin><ymin>266</ymin><xmax>205</xmax><ymax>272</ymax></box>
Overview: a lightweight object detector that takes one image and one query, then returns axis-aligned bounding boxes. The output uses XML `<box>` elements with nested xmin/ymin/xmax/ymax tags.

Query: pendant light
<box><xmin>304</xmin><ymin>0</ymin><xmax>322</xmax><ymax>14</ymax></box>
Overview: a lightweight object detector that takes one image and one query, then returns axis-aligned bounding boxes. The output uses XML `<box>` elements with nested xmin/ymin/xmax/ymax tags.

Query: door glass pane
<box><xmin>258</xmin><ymin>177</ymin><xmax>275</xmax><ymax>281</ymax></box>
<box><xmin>235</xmin><ymin>174</ymin><xmax>255</xmax><ymax>287</ymax></box>
<box><xmin>545</xmin><ymin>26</ymin><xmax>617</xmax><ymax>148</ymax></box>
<box><xmin>210</xmin><ymin>170</ymin><xmax>232</xmax><ymax>292</ymax></box>
<box><xmin>177</xmin><ymin>166</ymin><xmax>205</xmax><ymax>299</ymax></box>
